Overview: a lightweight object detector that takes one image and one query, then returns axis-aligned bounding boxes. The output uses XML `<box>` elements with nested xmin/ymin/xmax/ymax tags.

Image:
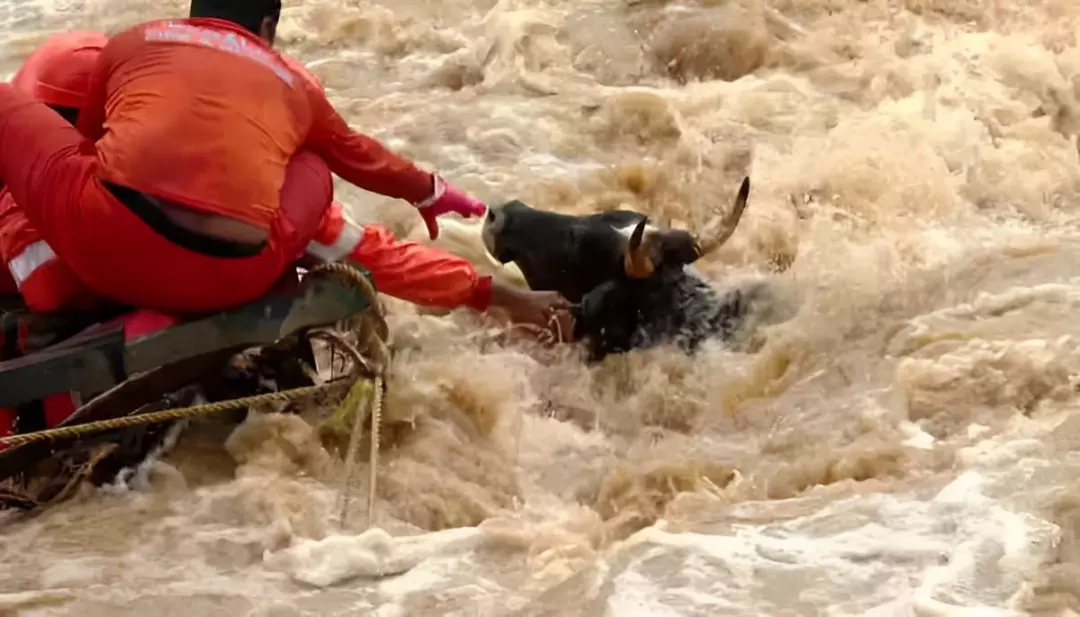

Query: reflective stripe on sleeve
<box><xmin>305</xmin><ymin>222</ymin><xmax>365</xmax><ymax>262</ymax></box>
<box><xmin>8</xmin><ymin>240</ymin><xmax>58</xmax><ymax>287</ymax></box>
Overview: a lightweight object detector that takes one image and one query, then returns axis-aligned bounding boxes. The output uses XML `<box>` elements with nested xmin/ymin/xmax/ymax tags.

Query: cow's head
<box><xmin>481</xmin><ymin>177</ymin><xmax>751</xmax><ymax>302</ymax></box>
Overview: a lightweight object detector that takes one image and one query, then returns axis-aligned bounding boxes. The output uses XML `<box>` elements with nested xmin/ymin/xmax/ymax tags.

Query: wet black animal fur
<box><xmin>573</xmin><ymin>263</ymin><xmax>760</xmax><ymax>362</ymax></box>
<box><xmin>483</xmin><ymin>178</ymin><xmax>760</xmax><ymax>362</ymax></box>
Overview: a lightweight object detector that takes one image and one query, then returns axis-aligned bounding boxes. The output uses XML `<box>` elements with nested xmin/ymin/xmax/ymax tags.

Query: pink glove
<box><xmin>414</xmin><ymin>175</ymin><xmax>487</xmax><ymax>240</ymax></box>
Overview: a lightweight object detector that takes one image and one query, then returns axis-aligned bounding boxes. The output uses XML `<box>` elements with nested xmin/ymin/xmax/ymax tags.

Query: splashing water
<box><xmin>4</xmin><ymin>0</ymin><xmax>1080</xmax><ymax>615</ymax></box>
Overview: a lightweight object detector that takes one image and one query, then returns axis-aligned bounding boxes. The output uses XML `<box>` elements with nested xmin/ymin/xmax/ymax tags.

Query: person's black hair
<box><xmin>189</xmin><ymin>0</ymin><xmax>282</xmax><ymax>36</ymax></box>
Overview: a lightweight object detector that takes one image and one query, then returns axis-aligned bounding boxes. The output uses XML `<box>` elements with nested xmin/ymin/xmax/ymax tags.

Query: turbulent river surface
<box><xmin>5</xmin><ymin>0</ymin><xmax>1080</xmax><ymax>615</ymax></box>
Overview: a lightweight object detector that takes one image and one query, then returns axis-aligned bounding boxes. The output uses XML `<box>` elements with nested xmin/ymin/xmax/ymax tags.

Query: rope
<box><xmin>367</xmin><ymin>374</ymin><xmax>383</xmax><ymax>528</ymax></box>
<box><xmin>337</xmin><ymin>378</ymin><xmax>371</xmax><ymax>528</ymax></box>
<box><xmin>502</xmin><ymin>310</ymin><xmax>574</xmax><ymax>346</ymax></box>
<box><xmin>309</xmin><ymin>261</ymin><xmax>379</xmax><ymax>300</ymax></box>
<box><xmin>307</xmin><ymin>262</ymin><xmax>389</xmax><ymax>357</ymax></box>
<box><xmin>0</xmin><ymin>382</ymin><xmax>350</xmax><ymax>448</ymax></box>
<box><xmin>312</xmin><ymin>322</ymin><xmax>389</xmax><ymax>529</ymax></box>
<box><xmin>307</xmin><ymin>261</ymin><xmax>391</xmax><ymax>531</ymax></box>
<box><xmin>2</xmin><ymin>262</ymin><xmax>394</xmax><ymax>527</ymax></box>
<box><xmin>333</xmin><ymin>373</ymin><xmax>386</xmax><ymax>530</ymax></box>
<box><xmin>324</xmin><ymin>330</ymin><xmax>383</xmax><ymax>529</ymax></box>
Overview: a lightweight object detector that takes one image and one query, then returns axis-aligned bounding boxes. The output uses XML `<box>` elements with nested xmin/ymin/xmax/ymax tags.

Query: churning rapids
<box><xmin>5</xmin><ymin>0</ymin><xmax>1080</xmax><ymax>615</ymax></box>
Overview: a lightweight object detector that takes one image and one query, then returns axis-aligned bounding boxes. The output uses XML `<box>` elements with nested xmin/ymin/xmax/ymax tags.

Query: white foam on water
<box><xmin>263</xmin><ymin>527</ymin><xmax>484</xmax><ymax>588</ymax></box>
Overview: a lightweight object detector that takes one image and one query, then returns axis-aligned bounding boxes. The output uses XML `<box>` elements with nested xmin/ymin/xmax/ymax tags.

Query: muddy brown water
<box><xmin>4</xmin><ymin>0</ymin><xmax>1080</xmax><ymax>615</ymax></box>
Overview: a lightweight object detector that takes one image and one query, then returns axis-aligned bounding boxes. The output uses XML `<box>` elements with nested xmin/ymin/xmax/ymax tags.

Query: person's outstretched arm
<box><xmin>303</xmin><ymin>206</ymin><xmax>571</xmax><ymax>335</ymax></box>
<box><xmin>337</xmin><ymin>222</ymin><xmax>493</xmax><ymax>311</ymax></box>
<box><xmin>297</xmin><ymin>72</ymin><xmax>485</xmax><ymax>239</ymax></box>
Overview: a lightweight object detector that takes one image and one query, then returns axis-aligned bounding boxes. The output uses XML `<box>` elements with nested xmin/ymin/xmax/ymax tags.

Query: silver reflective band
<box><xmin>8</xmin><ymin>240</ymin><xmax>57</xmax><ymax>287</ymax></box>
<box><xmin>305</xmin><ymin>222</ymin><xmax>365</xmax><ymax>262</ymax></box>
<box><xmin>415</xmin><ymin>174</ymin><xmax>446</xmax><ymax>209</ymax></box>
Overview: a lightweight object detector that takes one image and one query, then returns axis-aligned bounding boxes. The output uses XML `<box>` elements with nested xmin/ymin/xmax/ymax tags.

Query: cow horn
<box><xmin>692</xmin><ymin>176</ymin><xmax>750</xmax><ymax>258</ymax></box>
<box><xmin>623</xmin><ymin>216</ymin><xmax>656</xmax><ymax>279</ymax></box>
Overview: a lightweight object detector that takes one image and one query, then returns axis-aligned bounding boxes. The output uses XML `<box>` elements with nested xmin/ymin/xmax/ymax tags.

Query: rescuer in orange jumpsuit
<box><xmin>0</xmin><ymin>31</ymin><xmax>105</xmax><ymax>313</ymax></box>
<box><xmin>0</xmin><ymin>0</ymin><xmax>569</xmax><ymax>328</ymax></box>
<box><xmin>0</xmin><ymin>18</ymin><xmax>572</xmax><ymax>441</ymax></box>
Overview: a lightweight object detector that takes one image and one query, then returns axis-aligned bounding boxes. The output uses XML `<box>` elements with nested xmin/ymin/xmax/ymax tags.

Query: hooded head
<box><xmin>189</xmin><ymin>0</ymin><xmax>284</xmax><ymax>46</ymax></box>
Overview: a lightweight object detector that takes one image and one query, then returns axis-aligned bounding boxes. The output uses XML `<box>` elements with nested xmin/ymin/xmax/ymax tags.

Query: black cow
<box><xmin>482</xmin><ymin>176</ymin><xmax>767</xmax><ymax>361</ymax></box>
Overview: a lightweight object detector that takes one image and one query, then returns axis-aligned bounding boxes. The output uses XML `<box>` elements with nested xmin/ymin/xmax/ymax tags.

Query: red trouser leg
<box><xmin>0</xmin><ymin>84</ymin><xmax>294</xmax><ymax>314</ymax></box>
<box><xmin>304</xmin><ymin>204</ymin><xmax>491</xmax><ymax>311</ymax></box>
<box><xmin>0</xmin><ymin>188</ymin><xmax>24</xmax><ymax>297</ymax></box>
<box><xmin>274</xmin><ymin>150</ymin><xmax>334</xmax><ymax>262</ymax></box>
<box><xmin>0</xmin><ymin>149</ymin><xmax>329</xmax><ymax>314</ymax></box>
<box><xmin>0</xmin><ymin>190</ymin><xmax>100</xmax><ymax>312</ymax></box>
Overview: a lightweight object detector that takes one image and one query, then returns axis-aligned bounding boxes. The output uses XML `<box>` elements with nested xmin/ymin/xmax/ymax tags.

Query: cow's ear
<box><xmin>623</xmin><ymin>217</ymin><xmax>656</xmax><ymax>279</ymax></box>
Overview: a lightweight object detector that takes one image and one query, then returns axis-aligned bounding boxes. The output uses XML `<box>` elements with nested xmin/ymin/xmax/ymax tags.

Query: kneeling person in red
<box><xmin>0</xmin><ymin>0</ymin><xmax>567</xmax><ymax>327</ymax></box>
<box><xmin>0</xmin><ymin>7</ymin><xmax>572</xmax><ymax>439</ymax></box>
<box><xmin>0</xmin><ymin>31</ymin><xmax>104</xmax><ymax>314</ymax></box>
<box><xmin>0</xmin><ymin>32</ymin><xmax>116</xmax><ymax>443</ymax></box>
<box><xmin>0</xmin><ymin>3</ymin><xmax>439</xmax><ymax>313</ymax></box>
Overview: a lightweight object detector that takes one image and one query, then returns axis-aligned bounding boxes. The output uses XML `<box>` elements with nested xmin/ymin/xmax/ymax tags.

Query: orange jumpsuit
<box><xmin>0</xmin><ymin>23</ymin><xmax>496</xmax><ymax>441</ymax></box>
<box><xmin>0</xmin><ymin>22</ymin><xmax>493</xmax><ymax>315</ymax></box>
<box><xmin>0</xmin><ymin>31</ymin><xmax>105</xmax><ymax>312</ymax></box>
<box><xmin>0</xmin><ymin>188</ymin><xmax>99</xmax><ymax>312</ymax></box>
<box><xmin>0</xmin><ymin>17</ymin><xmax>434</xmax><ymax>313</ymax></box>
<box><xmin>305</xmin><ymin>204</ymin><xmax>493</xmax><ymax>310</ymax></box>
<box><xmin>281</xmin><ymin>54</ymin><xmax>494</xmax><ymax>311</ymax></box>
